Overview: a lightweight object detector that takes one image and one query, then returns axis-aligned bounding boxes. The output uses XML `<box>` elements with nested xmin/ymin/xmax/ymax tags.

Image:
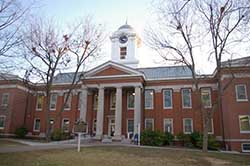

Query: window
<box><xmin>64</xmin><ymin>93</ymin><xmax>71</xmax><ymax>111</ymax></box>
<box><xmin>164</xmin><ymin>119</ymin><xmax>173</xmax><ymax>133</ymax></box>
<box><xmin>0</xmin><ymin>116</ymin><xmax>6</xmax><ymax>129</ymax></box>
<box><xmin>242</xmin><ymin>143</ymin><xmax>250</xmax><ymax>152</ymax></box>
<box><xmin>145</xmin><ymin>90</ymin><xmax>154</xmax><ymax>109</ymax></box>
<box><xmin>93</xmin><ymin>93</ymin><xmax>98</xmax><ymax>111</ymax></box>
<box><xmin>239</xmin><ymin>115</ymin><xmax>250</xmax><ymax>133</ymax></box>
<box><xmin>1</xmin><ymin>93</ymin><xmax>9</xmax><ymax>106</ymax></box>
<box><xmin>120</xmin><ymin>47</ymin><xmax>127</xmax><ymax>59</ymax></box>
<box><xmin>163</xmin><ymin>89</ymin><xmax>173</xmax><ymax>109</ymax></box>
<box><xmin>110</xmin><ymin>91</ymin><xmax>116</xmax><ymax>110</ymax></box>
<box><xmin>62</xmin><ymin>119</ymin><xmax>70</xmax><ymax>132</ymax></box>
<box><xmin>36</xmin><ymin>94</ymin><xmax>43</xmax><ymax>110</ymax></box>
<box><xmin>127</xmin><ymin>119</ymin><xmax>134</xmax><ymax>133</ymax></box>
<box><xmin>201</xmin><ymin>88</ymin><xmax>212</xmax><ymax>108</ymax></box>
<box><xmin>182</xmin><ymin>89</ymin><xmax>192</xmax><ymax>108</ymax></box>
<box><xmin>127</xmin><ymin>91</ymin><xmax>135</xmax><ymax>109</ymax></box>
<box><xmin>93</xmin><ymin>119</ymin><xmax>97</xmax><ymax>134</ymax></box>
<box><xmin>50</xmin><ymin>93</ymin><xmax>57</xmax><ymax>110</ymax></box>
<box><xmin>235</xmin><ymin>85</ymin><xmax>248</xmax><ymax>101</ymax></box>
<box><xmin>208</xmin><ymin>118</ymin><xmax>214</xmax><ymax>134</ymax></box>
<box><xmin>33</xmin><ymin>118</ymin><xmax>40</xmax><ymax>131</ymax></box>
<box><xmin>145</xmin><ymin>118</ymin><xmax>154</xmax><ymax>131</ymax></box>
<box><xmin>183</xmin><ymin>118</ymin><xmax>193</xmax><ymax>134</ymax></box>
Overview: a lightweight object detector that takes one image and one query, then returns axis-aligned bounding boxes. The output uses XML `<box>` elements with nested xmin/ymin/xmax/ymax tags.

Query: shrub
<box><xmin>197</xmin><ymin>135</ymin><xmax>220</xmax><ymax>150</ymax></box>
<box><xmin>15</xmin><ymin>127</ymin><xmax>28</xmax><ymax>138</ymax></box>
<box><xmin>176</xmin><ymin>132</ymin><xmax>193</xmax><ymax>147</ymax></box>
<box><xmin>163</xmin><ymin>132</ymin><xmax>174</xmax><ymax>145</ymax></box>
<box><xmin>51</xmin><ymin>129</ymin><xmax>71</xmax><ymax>141</ymax></box>
<box><xmin>190</xmin><ymin>132</ymin><xmax>202</xmax><ymax>148</ymax></box>
<box><xmin>141</xmin><ymin>130</ymin><xmax>166</xmax><ymax>146</ymax></box>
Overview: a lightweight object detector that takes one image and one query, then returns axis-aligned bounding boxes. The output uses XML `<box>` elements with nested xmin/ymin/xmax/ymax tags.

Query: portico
<box><xmin>79</xmin><ymin>82</ymin><xmax>142</xmax><ymax>140</ymax></box>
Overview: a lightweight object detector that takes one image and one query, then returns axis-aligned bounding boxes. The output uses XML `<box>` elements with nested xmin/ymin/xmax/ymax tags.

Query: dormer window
<box><xmin>120</xmin><ymin>47</ymin><xmax>127</xmax><ymax>59</ymax></box>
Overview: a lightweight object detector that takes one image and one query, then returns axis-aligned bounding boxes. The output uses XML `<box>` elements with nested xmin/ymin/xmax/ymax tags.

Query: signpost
<box><xmin>74</xmin><ymin>120</ymin><xmax>87</xmax><ymax>152</ymax></box>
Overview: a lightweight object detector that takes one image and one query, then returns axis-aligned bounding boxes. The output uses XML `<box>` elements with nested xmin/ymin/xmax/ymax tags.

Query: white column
<box><xmin>96</xmin><ymin>87</ymin><xmax>104</xmax><ymax>139</ymax></box>
<box><xmin>114</xmin><ymin>86</ymin><xmax>122</xmax><ymax>140</ymax></box>
<box><xmin>80</xmin><ymin>88</ymin><xmax>88</xmax><ymax>122</ymax></box>
<box><xmin>134</xmin><ymin>86</ymin><xmax>141</xmax><ymax>134</ymax></box>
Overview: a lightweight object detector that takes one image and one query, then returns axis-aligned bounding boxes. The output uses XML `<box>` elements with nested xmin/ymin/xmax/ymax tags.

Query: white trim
<box><xmin>127</xmin><ymin>91</ymin><xmax>135</xmax><ymax>110</ymax></box>
<box><xmin>85</xmin><ymin>74</ymin><xmax>142</xmax><ymax>80</ymax></box>
<box><xmin>145</xmin><ymin>118</ymin><xmax>154</xmax><ymax>131</ymax></box>
<box><xmin>144</xmin><ymin>89</ymin><xmax>154</xmax><ymax>110</ymax></box>
<box><xmin>242</xmin><ymin>143</ymin><xmax>250</xmax><ymax>152</ymax></box>
<box><xmin>0</xmin><ymin>84</ymin><xmax>31</xmax><ymax>92</ymax></box>
<box><xmin>183</xmin><ymin>118</ymin><xmax>193</xmax><ymax>134</ymax></box>
<box><xmin>201</xmin><ymin>88</ymin><xmax>212</xmax><ymax>108</ymax></box>
<box><xmin>208</xmin><ymin>118</ymin><xmax>214</xmax><ymax>134</ymax></box>
<box><xmin>0</xmin><ymin>115</ymin><xmax>6</xmax><ymax>129</ymax></box>
<box><xmin>145</xmin><ymin>83</ymin><xmax>218</xmax><ymax>93</ymax></box>
<box><xmin>1</xmin><ymin>93</ymin><xmax>9</xmax><ymax>107</ymax></box>
<box><xmin>33</xmin><ymin>118</ymin><xmax>41</xmax><ymax>132</ymax></box>
<box><xmin>224</xmin><ymin>139</ymin><xmax>250</xmax><ymax>142</ymax></box>
<box><xmin>61</xmin><ymin>118</ymin><xmax>70</xmax><ymax>133</ymax></box>
<box><xmin>182</xmin><ymin>89</ymin><xmax>192</xmax><ymax>109</ymax></box>
<box><xmin>84</xmin><ymin>82</ymin><xmax>143</xmax><ymax>89</ymax></box>
<box><xmin>85</xmin><ymin>61</ymin><xmax>145</xmax><ymax>78</ymax></box>
<box><xmin>221</xmin><ymin>73</ymin><xmax>250</xmax><ymax>80</ymax></box>
<box><xmin>163</xmin><ymin>118</ymin><xmax>173</xmax><ymax>134</ymax></box>
<box><xmin>235</xmin><ymin>84</ymin><xmax>248</xmax><ymax>102</ymax></box>
<box><xmin>239</xmin><ymin>115</ymin><xmax>250</xmax><ymax>133</ymax></box>
<box><xmin>163</xmin><ymin>89</ymin><xmax>173</xmax><ymax>109</ymax></box>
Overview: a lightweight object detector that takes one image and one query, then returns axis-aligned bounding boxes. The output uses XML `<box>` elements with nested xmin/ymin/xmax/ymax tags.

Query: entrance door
<box><xmin>108</xmin><ymin>118</ymin><xmax>115</xmax><ymax>137</ymax></box>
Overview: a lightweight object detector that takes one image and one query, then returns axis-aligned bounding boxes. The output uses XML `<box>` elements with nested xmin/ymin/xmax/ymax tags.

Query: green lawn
<box><xmin>0</xmin><ymin>146</ymin><xmax>250</xmax><ymax>166</ymax></box>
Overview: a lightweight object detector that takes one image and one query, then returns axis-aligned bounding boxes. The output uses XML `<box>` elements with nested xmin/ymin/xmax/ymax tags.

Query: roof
<box><xmin>0</xmin><ymin>73</ymin><xmax>21</xmax><ymax>81</ymax></box>
<box><xmin>221</xmin><ymin>56</ymin><xmax>250</xmax><ymax>68</ymax></box>
<box><xmin>52</xmin><ymin>65</ymin><xmax>192</xmax><ymax>84</ymax></box>
<box><xmin>137</xmin><ymin>66</ymin><xmax>192</xmax><ymax>80</ymax></box>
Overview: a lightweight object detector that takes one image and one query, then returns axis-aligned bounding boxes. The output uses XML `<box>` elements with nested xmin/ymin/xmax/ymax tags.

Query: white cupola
<box><xmin>110</xmin><ymin>23</ymin><xmax>140</xmax><ymax>68</ymax></box>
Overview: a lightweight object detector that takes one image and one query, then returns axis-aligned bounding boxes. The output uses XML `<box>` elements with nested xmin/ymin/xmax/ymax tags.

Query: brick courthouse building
<box><xmin>0</xmin><ymin>24</ymin><xmax>250</xmax><ymax>152</ymax></box>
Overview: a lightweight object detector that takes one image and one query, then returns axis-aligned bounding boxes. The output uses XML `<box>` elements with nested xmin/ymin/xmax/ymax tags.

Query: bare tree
<box><xmin>146</xmin><ymin>0</ymin><xmax>250</xmax><ymax>152</ymax></box>
<box><xmin>21</xmin><ymin>17</ymin><xmax>105</xmax><ymax>141</ymax></box>
<box><xmin>0</xmin><ymin>0</ymin><xmax>31</xmax><ymax>74</ymax></box>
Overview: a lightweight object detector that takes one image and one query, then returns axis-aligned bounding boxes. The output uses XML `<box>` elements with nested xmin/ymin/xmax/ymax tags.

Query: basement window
<box><xmin>242</xmin><ymin>143</ymin><xmax>250</xmax><ymax>152</ymax></box>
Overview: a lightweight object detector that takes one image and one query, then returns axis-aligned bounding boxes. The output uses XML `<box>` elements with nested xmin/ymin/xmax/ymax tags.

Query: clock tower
<box><xmin>110</xmin><ymin>23</ymin><xmax>140</xmax><ymax>68</ymax></box>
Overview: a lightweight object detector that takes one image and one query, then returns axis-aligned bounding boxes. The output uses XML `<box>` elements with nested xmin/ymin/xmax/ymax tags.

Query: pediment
<box><xmin>85</xmin><ymin>61</ymin><xmax>144</xmax><ymax>78</ymax></box>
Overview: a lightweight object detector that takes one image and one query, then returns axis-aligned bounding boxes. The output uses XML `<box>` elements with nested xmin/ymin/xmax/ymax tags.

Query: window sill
<box><xmin>182</xmin><ymin>107</ymin><xmax>192</xmax><ymax>109</ymax></box>
<box><xmin>127</xmin><ymin>108</ymin><xmax>134</xmax><ymax>110</ymax></box>
<box><xmin>0</xmin><ymin>127</ymin><xmax>4</xmax><ymax>130</ymax></box>
<box><xmin>240</xmin><ymin>131</ymin><xmax>250</xmax><ymax>134</ymax></box>
<box><xmin>163</xmin><ymin>107</ymin><xmax>173</xmax><ymax>110</ymax></box>
<box><xmin>50</xmin><ymin>109</ymin><xmax>56</xmax><ymax>111</ymax></box>
<box><xmin>36</xmin><ymin>109</ymin><xmax>42</xmax><ymax>111</ymax></box>
<box><xmin>184</xmin><ymin>132</ymin><xmax>192</xmax><ymax>134</ymax></box>
<box><xmin>145</xmin><ymin>108</ymin><xmax>154</xmax><ymax>110</ymax></box>
<box><xmin>33</xmin><ymin>130</ymin><xmax>40</xmax><ymax>132</ymax></box>
<box><xmin>236</xmin><ymin>99</ymin><xmax>248</xmax><ymax>102</ymax></box>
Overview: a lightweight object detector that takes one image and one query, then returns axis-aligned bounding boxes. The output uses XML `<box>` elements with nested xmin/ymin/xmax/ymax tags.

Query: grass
<box><xmin>0</xmin><ymin>140</ymin><xmax>27</xmax><ymax>147</ymax></box>
<box><xmin>0</xmin><ymin>146</ymin><xmax>250</xmax><ymax>166</ymax></box>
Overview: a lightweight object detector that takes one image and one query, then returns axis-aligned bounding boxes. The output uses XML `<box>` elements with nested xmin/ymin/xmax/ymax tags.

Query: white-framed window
<box><xmin>183</xmin><ymin>118</ymin><xmax>193</xmax><ymax>134</ymax></box>
<box><xmin>127</xmin><ymin>119</ymin><xmax>134</xmax><ymax>133</ymax></box>
<box><xmin>64</xmin><ymin>93</ymin><xmax>71</xmax><ymax>111</ymax></box>
<box><xmin>163</xmin><ymin>89</ymin><xmax>173</xmax><ymax>109</ymax></box>
<box><xmin>120</xmin><ymin>47</ymin><xmax>127</xmax><ymax>59</ymax></box>
<box><xmin>182</xmin><ymin>89</ymin><xmax>192</xmax><ymax>109</ymax></box>
<box><xmin>93</xmin><ymin>119</ymin><xmax>97</xmax><ymax>134</ymax></box>
<box><xmin>208</xmin><ymin>118</ymin><xmax>214</xmax><ymax>134</ymax></box>
<box><xmin>145</xmin><ymin>90</ymin><xmax>154</xmax><ymax>109</ymax></box>
<box><xmin>1</xmin><ymin>93</ymin><xmax>9</xmax><ymax>106</ymax></box>
<box><xmin>242</xmin><ymin>143</ymin><xmax>250</xmax><ymax>153</ymax></box>
<box><xmin>239</xmin><ymin>115</ymin><xmax>250</xmax><ymax>133</ymax></box>
<box><xmin>93</xmin><ymin>93</ymin><xmax>98</xmax><ymax>111</ymax></box>
<box><xmin>145</xmin><ymin>118</ymin><xmax>154</xmax><ymax>131</ymax></box>
<box><xmin>62</xmin><ymin>118</ymin><xmax>70</xmax><ymax>132</ymax></box>
<box><xmin>235</xmin><ymin>84</ymin><xmax>248</xmax><ymax>102</ymax></box>
<box><xmin>33</xmin><ymin>118</ymin><xmax>41</xmax><ymax>132</ymax></box>
<box><xmin>127</xmin><ymin>91</ymin><xmax>135</xmax><ymax>109</ymax></box>
<box><xmin>36</xmin><ymin>94</ymin><xmax>43</xmax><ymax>111</ymax></box>
<box><xmin>110</xmin><ymin>91</ymin><xmax>116</xmax><ymax>110</ymax></box>
<box><xmin>50</xmin><ymin>93</ymin><xmax>57</xmax><ymax>110</ymax></box>
<box><xmin>0</xmin><ymin>116</ymin><xmax>6</xmax><ymax>129</ymax></box>
<box><xmin>163</xmin><ymin>118</ymin><xmax>173</xmax><ymax>134</ymax></box>
<box><xmin>201</xmin><ymin>88</ymin><xmax>212</xmax><ymax>108</ymax></box>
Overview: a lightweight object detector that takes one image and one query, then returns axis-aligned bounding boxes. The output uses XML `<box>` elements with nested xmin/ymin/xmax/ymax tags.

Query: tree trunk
<box><xmin>202</xmin><ymin>109</ymin><xmax>209</xmax><ymax>152</ymax></box>
<box><xmin>45</xmin><ymin>93</ymin><xmax>51</xmax><ymax>142</ymax></box>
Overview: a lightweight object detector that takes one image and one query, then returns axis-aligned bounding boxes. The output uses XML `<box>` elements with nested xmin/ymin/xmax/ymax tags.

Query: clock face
<box><xmin>119</xmin><ymin>35</ymin><xmax>128</xmax><ymax>44</ymax></box>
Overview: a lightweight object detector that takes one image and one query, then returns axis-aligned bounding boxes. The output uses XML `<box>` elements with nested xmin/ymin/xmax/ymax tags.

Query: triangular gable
<box><xmin>85</xmin><ymin>61</ymin><xmax>144</xmax><ymax>78</ymax></box>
